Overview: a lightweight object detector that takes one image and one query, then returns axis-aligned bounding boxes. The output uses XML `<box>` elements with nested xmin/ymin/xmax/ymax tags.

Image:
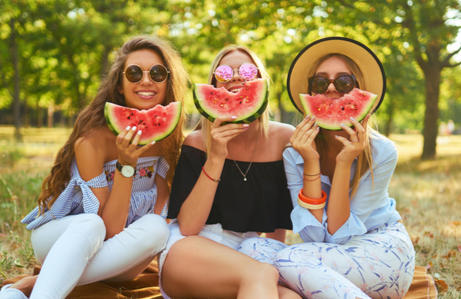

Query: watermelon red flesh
<box><xmin>104</xmin><ymin>102</ymin><xmax>181</xmax><ymax>144</ymax></box>
<box><xmin>193</xmin><ymin>78</ymin><xmax>268</xmax><ymax>123</ymax></box>
<box><xmin>299</xmin><ymin>88</ymin><xmax>377</xmax><ymax>130</ymax></box>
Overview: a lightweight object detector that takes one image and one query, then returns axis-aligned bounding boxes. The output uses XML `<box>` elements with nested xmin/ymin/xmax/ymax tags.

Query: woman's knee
<box><xmin>70</xmin><ymin>213</ymin><xmax>106</xmax><ymax>240</ymax></box>
<box><xmin>242</xmin><ymin>262</ymin><xmax>279</xmax><ymax>285</ymax></box>
<box><xmin>127</xmin><ymin>214</ymin><xmax>169</xmax><ymax>254</ymax></box>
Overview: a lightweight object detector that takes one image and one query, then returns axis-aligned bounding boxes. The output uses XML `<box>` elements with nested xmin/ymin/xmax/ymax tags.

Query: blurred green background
<box><xmin>1</xmin><ymin>0</ymin><xmax>461</xmax><ymax>158</ymax></box>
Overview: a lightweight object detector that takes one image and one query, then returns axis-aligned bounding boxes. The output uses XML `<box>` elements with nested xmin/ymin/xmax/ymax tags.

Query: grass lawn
<box><xmin>0</xmin><ymin>126</ymin><xmax>460</xmax><ymax>297</ymax></box>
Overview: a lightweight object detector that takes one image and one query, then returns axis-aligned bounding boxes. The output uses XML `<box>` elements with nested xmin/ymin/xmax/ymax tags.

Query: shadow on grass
<box><xmin>396</xmin><ymin>154</ymin><xmax>461</xmax><ymax>174</ymax></box>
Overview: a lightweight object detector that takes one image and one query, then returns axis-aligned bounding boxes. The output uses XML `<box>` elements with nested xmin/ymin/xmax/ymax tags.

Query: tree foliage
<box><xmin>0</xmin><ymin>0</ymin><xmax>460</xmax><ymax>159</ymax></box>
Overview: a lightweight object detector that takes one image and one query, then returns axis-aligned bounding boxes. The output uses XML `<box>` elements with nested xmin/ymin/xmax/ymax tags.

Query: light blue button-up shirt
<box><xmin>283</xmin><ymin>130</ymin><xmax>402</xmax><ymax>244</ymax></box>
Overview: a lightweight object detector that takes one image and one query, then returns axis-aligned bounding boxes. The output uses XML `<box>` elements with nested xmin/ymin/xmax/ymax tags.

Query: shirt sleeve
<box><xmin>22</xmin><ymin>167</ymin><xmax>108</xmax><ymax>230</ymax></box>
<box><xmin>325</xmin><ymin>137</ymin><xmax>399</xmax><ymax>243</ymax></box>
<box><xmin>283</xmin><ymin>147</ymin><xmax>327</xmax><ymax>242</ymax></box>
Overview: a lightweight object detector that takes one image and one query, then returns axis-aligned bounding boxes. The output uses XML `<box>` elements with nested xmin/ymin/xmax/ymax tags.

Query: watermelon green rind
<box><xmin>299</xmin><ymin>88</ymin><xmax>377</xmax><ymax>130</ymax></box>
<box><xmin>104</xmin><ymin>102</ymin><xmax>181</xmax><ymax>144</ymax></box>
<box><xmin>192</xmin><ymin>79</ymin><xmax>268</xmax><ymax>123</ymax></box>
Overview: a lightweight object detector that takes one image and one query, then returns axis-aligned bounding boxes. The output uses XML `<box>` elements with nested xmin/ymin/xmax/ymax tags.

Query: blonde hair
<box><xmin>200</xmin><ymin>45</ymin><xmax>270</xmax><ymax>152</ymax></box>
<box><xmin>38</xmin><ymin>36</ymin><xmax>189</xmax><ymax>213</ymax></box>
<box><xmin>309</xmin><ymin>54</ymin><xmax>373</xmax><ymax>196</ymax></box>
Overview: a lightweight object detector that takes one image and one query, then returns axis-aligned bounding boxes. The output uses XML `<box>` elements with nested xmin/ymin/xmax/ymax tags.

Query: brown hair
<box><xmin>200</xmin><ymin>45</ymin><xmax>270</xmax><ymax>152</ymax></box>
<box><xmin>38</xmin><ymin>36</ymin><xmax>189</xmax><ymax>213</ymax></box>
<box><xmin>309</xmin><ymin>54</ymin><xmax>373</xmax><ymax>196</ymax></box>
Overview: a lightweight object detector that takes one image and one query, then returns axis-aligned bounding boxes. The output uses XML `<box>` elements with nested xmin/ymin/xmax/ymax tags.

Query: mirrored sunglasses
<box><xmin>123</xmin><ymin>64</ymin><xmax>170</xmax><ymax>83</ymax></box>
<box><xmin>214</xmin><ymin>63</ymin><xmax>259</xmax><ymax>82</ymax></box>
<box><xmin>308</xmin><ymin>74</ymin><xmax>358</xmax><ymax>94</ymax></box>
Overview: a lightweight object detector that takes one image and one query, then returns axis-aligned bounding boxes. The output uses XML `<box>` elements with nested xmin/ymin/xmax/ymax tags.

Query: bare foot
<box><xmin>10</xmin><ymin>275</ymin><xmax>37</xmax><ymax>297</ymax></box>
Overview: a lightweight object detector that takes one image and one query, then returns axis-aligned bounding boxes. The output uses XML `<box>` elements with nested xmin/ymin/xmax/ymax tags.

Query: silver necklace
<box><xmin>232</xmin><ymin>133</ymin><xmax>258</xmax><ymax>182</ymax></box>
<box><xmin>232</xmin><ymin>160</ymin><xmax>252</xmax><ymax>182</ymax></box>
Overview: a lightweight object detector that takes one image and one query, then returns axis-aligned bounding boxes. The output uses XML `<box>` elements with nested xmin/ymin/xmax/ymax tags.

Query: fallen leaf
<box><xmin>442</xmin><ymin>250</ymin><xmax>456</xmax><ymax>258</ymax></box>
<box><xmin>434</xmin><ymin>278</ymin><xmax>449</xmax><ymax>293</ymax></box>
<box><xmin>424</xmin><ymin>231</ymin><xmax>434</xmax><ymax>238</ymax></box>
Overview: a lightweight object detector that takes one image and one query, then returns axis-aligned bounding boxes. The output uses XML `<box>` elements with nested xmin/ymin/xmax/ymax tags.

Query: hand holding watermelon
<box><xmin>334</xmin><ymin>115</ymin><xmax>369</xmax><ymax>164</ymax></box>
<box><xmin>209</xmin><ymin>117</ymin><xmax>250</xmax><ymax>159</ymax></box>
<box><xmin>290</xmin><ymin>115</ymin><xmax>320</xmax><ymax>162</ymax></box>
<box><xmin>115</xmin><ymin>125</ymin><xmax>157</xmax><ymax>166</ymax></box>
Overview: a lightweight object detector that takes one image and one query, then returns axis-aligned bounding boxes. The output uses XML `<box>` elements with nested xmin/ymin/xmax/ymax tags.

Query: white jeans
<box><xmin>29</xmin><ymin>213</ymin><xmax>168</xmax><ymax>299</ymax></box>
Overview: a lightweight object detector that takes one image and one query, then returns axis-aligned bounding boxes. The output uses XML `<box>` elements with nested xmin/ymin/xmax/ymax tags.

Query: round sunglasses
<box><xmin>123</xmin><ymin>64</ymin><xmax>170</xmax><ymax>83</ymax></box>
<box><xmin>308</xmin><ymin>73</ymin><xmax>358</xmax><ymax>94</ymax></box>
<box><xmin>214</xmin><ymin>63</ymin><xmax>259</xmax><ymax>82</ymax></box>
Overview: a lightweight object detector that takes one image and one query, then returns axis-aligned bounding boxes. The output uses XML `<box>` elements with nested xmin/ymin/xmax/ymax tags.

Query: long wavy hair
<box><xmin>307</xmin><ymin>53</ymin><xmax>373</xmax><ymax>197</ymax></box>
<box><xmin>201</xmin><ymin>45</ymin><xmax>270</xmax><ymax>152</ymax></box>
<box><xmin>38</xmin><ymin>36</ymin><xmax>189</xmax><ymax>213</ymax></box>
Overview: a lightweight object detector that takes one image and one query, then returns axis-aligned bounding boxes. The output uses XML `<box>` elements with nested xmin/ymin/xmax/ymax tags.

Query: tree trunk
<box><xmin>383</xmin><ymin>98</ymin><xmax>394</xmax><ymax>136</ymax></box>
<box><xmin>47</xmin><ymin>105</ymin><xmax>54</xmax><ymax>128</ymax></box>
<box><xmin>421</xmin><ymin>65</ymin><xmax>441</xmax><ymax>160</ymax></box>
<box><xmin>100</xmin><ymin>45</ymin><xmax>112</xmax><ymax>79</ymax></box>
<box><xmin>37</xmin><ymin>102</ymin><xmax>43</xmax><ymax>128</ymax></box>
<box><xmin>9</xmin><ymin>18</ymin><xmax>22</xmax><ymax>141</ymax></box>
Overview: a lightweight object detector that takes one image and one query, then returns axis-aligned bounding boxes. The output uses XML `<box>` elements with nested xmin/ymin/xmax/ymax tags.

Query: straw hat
<box><xmin>287</xmin><ymin>37</ymin><xmax>386</xmax><ymax>114</ymax></box>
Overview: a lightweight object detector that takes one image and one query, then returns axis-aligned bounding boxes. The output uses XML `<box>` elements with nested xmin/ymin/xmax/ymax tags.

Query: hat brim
<box><xmin>287</xmin><ymin>37</ymin><xmax>386</xmax><ymax>114</ymax></box>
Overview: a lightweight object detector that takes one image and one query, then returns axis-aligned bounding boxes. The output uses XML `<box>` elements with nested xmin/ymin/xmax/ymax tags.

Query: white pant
<box><xmin>28</xmin><ymin>213</ymin><xmax>168</xmax><ymax>299</ymax></box>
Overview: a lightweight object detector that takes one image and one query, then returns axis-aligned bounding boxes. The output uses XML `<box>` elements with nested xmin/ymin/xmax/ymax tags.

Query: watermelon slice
<box><xmin>193</xmin><ymin>78</ymin><xmax>268</xmax><ymax>123</ymax></box>
<box><xmin>299</xmin><ymin>88</ymin><xmax>377</xmax><ymax>130</ymax></box>
<box><xmin>104</xmin><ymin>102</ymin><xmax>181</xmax><ymax>144</ymax></box>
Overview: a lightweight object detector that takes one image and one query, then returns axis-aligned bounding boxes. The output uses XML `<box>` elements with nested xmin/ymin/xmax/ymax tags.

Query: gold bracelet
<box><xmin>297</xmin><ymin>198</ymin><xmax>326</xmax><ymax>210</ymax></box>
<box><xmin>303</xmin><ymin>172</ymin><xmax>320</xmax><ymax>177</ymax></box>
<box><xmin>303</xmin><ymin>175</ymin><xmax>320</xmax><ymax>182</ymax></box>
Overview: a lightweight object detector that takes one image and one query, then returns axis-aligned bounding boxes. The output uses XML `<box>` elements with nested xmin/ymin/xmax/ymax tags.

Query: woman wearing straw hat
<box><xmin>239</xmin><ymin>37</ymin><xmax>415</xmax><ymax>298</ymax></box>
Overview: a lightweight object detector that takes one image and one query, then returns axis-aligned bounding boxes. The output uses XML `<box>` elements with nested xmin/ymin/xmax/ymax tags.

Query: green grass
<box><xmin>0</xmin><ymin>127</ymin><xmax>460</xmax><ymax>297</ymax></box>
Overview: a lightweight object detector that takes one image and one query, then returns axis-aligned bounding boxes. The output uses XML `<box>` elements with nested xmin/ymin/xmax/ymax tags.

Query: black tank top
<box><xmin>168</xmin><ymin>145</ymin><xmax>293</xmax><ymax>232</ymax></box>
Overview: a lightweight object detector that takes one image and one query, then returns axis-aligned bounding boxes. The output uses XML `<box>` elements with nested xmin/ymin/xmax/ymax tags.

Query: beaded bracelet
<box><xmin>202</xmin><ymin>166</ymin><xmax>220</xmax><ymax>183</ymax></box>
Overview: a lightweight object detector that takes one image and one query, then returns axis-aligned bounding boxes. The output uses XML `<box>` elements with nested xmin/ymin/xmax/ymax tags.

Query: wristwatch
<box><xmin>116</xmin><ymin>161</ymin><xmax>136</xmax><ymax>178</ymax></box>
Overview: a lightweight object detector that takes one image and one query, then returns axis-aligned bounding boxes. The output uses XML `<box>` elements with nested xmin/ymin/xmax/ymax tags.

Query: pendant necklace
<box><xmin>233</xmin><ymin>160</ymin><xmax>252</xmax><ymax>182</ymax></box>
<box><xmin>232</xmin><ymin>134</ymin><xmax>258</xmax><ymax>182</ymax></box>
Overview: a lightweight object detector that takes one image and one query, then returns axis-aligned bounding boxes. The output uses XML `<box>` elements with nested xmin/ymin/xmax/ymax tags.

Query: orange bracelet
<box><xmin>297</xmin><ymin>198</ymin><xmax>326</xmax><ymax>210</ymax></box>
<box><xmin>298</xmin><ymin>189</ymin><xmax>327</xmax><ymax>204</ymax></box>
<box><xmin>202</xmin><ymin>166</ymin><xmax>220</xmax><ymax>183</ymax></box>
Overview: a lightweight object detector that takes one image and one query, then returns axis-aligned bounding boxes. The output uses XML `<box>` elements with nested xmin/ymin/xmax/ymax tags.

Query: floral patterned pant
<box><xmin>239</xmin><ymin>222</ymin><xmax>415</xmax><ymax>299</ymax></box>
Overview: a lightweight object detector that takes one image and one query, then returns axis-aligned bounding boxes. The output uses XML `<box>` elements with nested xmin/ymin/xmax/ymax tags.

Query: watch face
<box><xmin>121</xmin><ymin>165</ymin><xmax>135</xmax><ymax>177</ymax></box>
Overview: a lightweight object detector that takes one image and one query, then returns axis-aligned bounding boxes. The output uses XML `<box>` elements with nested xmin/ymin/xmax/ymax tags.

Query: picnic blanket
<box><xmin>2</xmin><ymin>263</ymin><xmax>437</xmax><ymax>298</ymax></box>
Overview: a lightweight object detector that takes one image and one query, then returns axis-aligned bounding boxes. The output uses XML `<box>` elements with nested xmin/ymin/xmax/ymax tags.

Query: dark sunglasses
<box><xmin>214</xmin><ymin>63</ymin><xmax>259</xmax><ymax>82</ymax></box>
<box><xmin>123</xmin><ymin>64</ymin><xmax>170</xmax><ymax>83</ymax></box>
<box><xmin>308</xmin><ymin>73</ymin><xmax>358</xmax><ymax>94</ymax></box>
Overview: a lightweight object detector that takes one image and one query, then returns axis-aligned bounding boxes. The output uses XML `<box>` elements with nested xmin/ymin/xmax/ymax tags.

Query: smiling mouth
<box><xmin>136</xmin><ymin>91</ymin><xmax>157</xmax><ymax>97</ymax></box>
<box><xmin>228</xmin><ymin>86</ymin><xmax>242</xmax><ymax>94</ymax></box>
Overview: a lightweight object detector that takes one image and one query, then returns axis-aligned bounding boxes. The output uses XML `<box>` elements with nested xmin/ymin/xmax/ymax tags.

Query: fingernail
<box><xmin>126</xmin><ymin>126</ymin><xmax>131</xmax><ymax>130</ymax></box>
<box><xmin>151</xmin><ymin>140</ymin><xmax>156</xmax><ymax>145</ymax></box>
<box><xmin>340</xmin><ymin>123</ymin><xmax>344</xmax><ymax>126</ymax></box>
<box><xmin>242</xmin><ymin>124</ymin><xmax>249</xmax><ymax>127</ymax></box>
<box><xmin>350</xmin><ymin>117</ymin><xmax>355</xmax><ymax>121</ymax></box>
<box><xmin>231</xmin><ymin>116</ymin><xmax>237</xmax><ymax>119</ymax></box>
<box><xmin>132</xmin><ymin>126</ymin><xmax>137</xmax><ymax>131</ymax></box>
<box><xmin>137</xmin><ymin>130</ymin><xmax>142</xmax><ymax>135</ymax></box>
